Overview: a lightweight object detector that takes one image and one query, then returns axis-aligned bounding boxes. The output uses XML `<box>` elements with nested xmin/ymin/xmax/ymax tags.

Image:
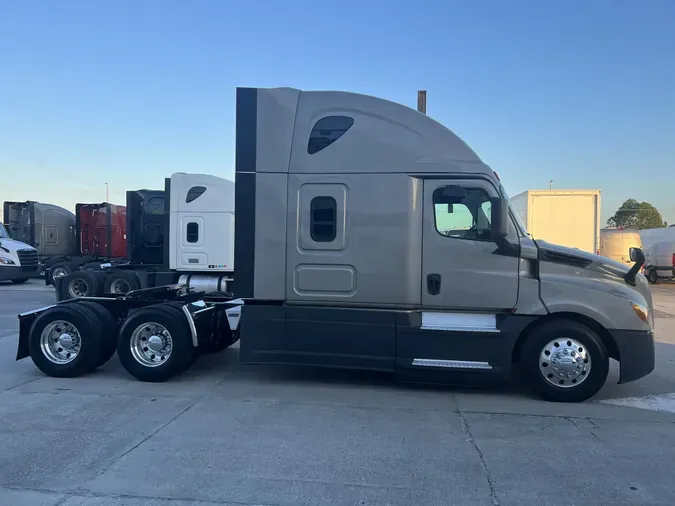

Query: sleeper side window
<box><xmin>310</xmin><ymin>196</ymin><xmax>337</xmax><ymax>242</ymax></box>
<box><xmin>145</xmin><ymin>197</ymin><xmax>164</xmax><ymax>215</ymax></box>
<box><xmin>308</xmin><ymin>116</ymin><xmax>354</xmax><ymax>154</ymax></box>
<box><xmin>186</xmin><ymin>222</ymin><xmax>199</xmax><ymax>243</ymax></box>
<box><xmin>186</xmin><ymin>186</ymin><xmax>207</xmax><ymax>203</ymax></box>
<box><xmin>433</xmin><ymin>186</ymin><xmax>493</xmax><ymax>242</ymax></box>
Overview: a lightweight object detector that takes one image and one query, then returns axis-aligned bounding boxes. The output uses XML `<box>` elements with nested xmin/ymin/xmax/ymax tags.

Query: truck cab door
<box><xmin>421</xmin><ymin>178</ymin><xmax>519</xmax><ymax>312</ymax></box>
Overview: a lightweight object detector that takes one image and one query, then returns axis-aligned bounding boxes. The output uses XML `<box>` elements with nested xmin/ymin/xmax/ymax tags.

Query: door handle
<box><xmin>427</xmin><ymin>273</ymin><xmax>441</xmax><ymax>295</ymax></box>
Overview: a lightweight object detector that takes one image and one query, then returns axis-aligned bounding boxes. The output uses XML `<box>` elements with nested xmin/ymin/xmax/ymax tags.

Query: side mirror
<box><xmin>490</xmin><ymin>197</ymin><xmax>509</xmax><ymax>241</ymax></box>
<box><xmin>625</xmin><ymin>247</ymin><xmax>646</xmax><ymax>286</ymax></box>
<box><xmin>629</xmin><ymin>247</ymin><xmax>645</xmax><ymax>264</ymax></box>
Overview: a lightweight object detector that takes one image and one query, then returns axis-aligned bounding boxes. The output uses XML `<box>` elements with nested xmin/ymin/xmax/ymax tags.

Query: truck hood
<box><xmin>536</xmin><ymin>240</ymin><xmax>631</xmax><ymax>276</ymax></box>
<box><xmin>0</xmin><ymin>238</ymin><xmax>36</xmax><ymax>254</ymax></box>
<box><xmin>535</xmin><ymin>239</ymin><xmax>653</xmax><ymax>327</ymax></box>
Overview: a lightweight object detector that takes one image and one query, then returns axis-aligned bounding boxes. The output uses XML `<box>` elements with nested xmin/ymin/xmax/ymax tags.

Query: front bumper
<box><xmin>0</xmin><ymin>266</ymin><xmax>39</xmax><ymax>282</ymax></box>
<box><xmin>612</xmin><ymin>329</ymin><xmax>655</xmax><ymax>383</ymax></box>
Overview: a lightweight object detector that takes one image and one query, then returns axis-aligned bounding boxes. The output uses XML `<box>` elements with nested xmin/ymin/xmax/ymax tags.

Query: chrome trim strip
<box><xmin>181</xmin><ymin>304</ymin><xmax>199</xmax><ymax>347</ymax></box>
<box><xmin>420</xmin><ymin>325</ymin><xmax>500</xmax><ymax>333</ymax></box>
<box><xmin>193</xmin><ymin>306</ymin><xmax>215</xmax><ymax>315</ymax></box>
<box><xmin>412</xmin><ymin>358</ymin><xmax>493</xmax><ymax>370</ymax></box>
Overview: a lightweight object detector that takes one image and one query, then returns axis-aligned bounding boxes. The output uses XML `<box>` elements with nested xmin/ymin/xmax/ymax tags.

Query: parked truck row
<box><xmin>1</xmin><ymin>187</ymin><xmax>166</xmax><ymax>286</ymax></box>
<box><xmin>3</xmin><ymin>200</ymin><xmax>128</xmax><ymax>284</ymax></box>
<box><xmin>14</xmin><ymin>86</ymin><xmax>655</xmax><ymax>403</ymax></box>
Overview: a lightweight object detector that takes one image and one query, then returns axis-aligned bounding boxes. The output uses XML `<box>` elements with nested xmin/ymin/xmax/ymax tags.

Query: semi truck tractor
<box><xmin>0</xmin><ymin>222</ymin><xmax>39</xmax><ymax>283</ymax></box>
<box><xmin>3</xmin><ymin>200</ymin><xmax>128</xmax><ymax>284</ymax></box>
<box><xmin>50</xmin><ymin>180</ymin><xmax>227</xmax><ymax>299</ymax></box>
<box><xmin>15</xmin><ymin>86</ymin><xmax>655</xmax><ymax>403</ymax></box>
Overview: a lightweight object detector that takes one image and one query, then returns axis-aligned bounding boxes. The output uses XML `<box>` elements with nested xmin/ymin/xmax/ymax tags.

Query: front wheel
<box><xmin>519</xmin><ymin>320</ymin><xmax>609</xmax><ymax>403</ymax></box>
<box><xmin>648</xmin><ymin>268</ymin><xmax>658</xmax><ymax>285</ymax></box>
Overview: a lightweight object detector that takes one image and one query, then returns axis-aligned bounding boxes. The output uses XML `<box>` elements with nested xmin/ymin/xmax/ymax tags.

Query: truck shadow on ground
<box><xmin>188</xmin><ymin>348</ymin><xmax>543</xmax><ymax>401</ymax></box>
<box><xmin>186</xmin><ymin>341</ymin><xmax>675</xmax><ymax>404</ymax></box>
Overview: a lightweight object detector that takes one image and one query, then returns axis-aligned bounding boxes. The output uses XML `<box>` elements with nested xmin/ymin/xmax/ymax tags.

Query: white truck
<box><xmin>0</xmin><ymin>222</ymin><xmax>40</xmax><ymax>283</ymax></box>
<box><xmin>510</xmin><ymin>190</ymin><xmax>601</xmax><ymax>254</ymax></box>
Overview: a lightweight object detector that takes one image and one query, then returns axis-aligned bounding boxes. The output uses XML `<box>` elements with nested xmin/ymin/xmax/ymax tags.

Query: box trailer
<box><xmin>510</xmin><ymin>190</ymin><xmax>601</xmax><ymax>254</ymax></box>
<box><xmin>16</xmin><ymin>86</ymin><xmax>655</xmax><ymax>403</ymax></box>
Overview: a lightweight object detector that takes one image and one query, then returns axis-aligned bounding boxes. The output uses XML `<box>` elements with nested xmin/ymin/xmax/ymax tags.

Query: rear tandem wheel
<box><xmin>117</xmin><ymin>303</ymin><xmax>198</xmax><ymax>382</ymax></box>
<box><xmin>28</xmin><ymin>303</ymin><xmax>105</xmax><ymax>378</ymax></box>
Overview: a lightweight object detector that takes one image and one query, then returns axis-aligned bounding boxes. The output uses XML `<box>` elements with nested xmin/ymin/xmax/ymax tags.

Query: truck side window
<box><xmin>310</xmin><ymin>196</ymin><xmax>337</xmax><ymax>242</ymax></box>
<box><xmin>186</xmin><ymin>222</ymin><xmax>199</xmax><ymax>243</ymax></box>
<box><xmin>308</xmin><ymin>116</ymin><xmax>354</xmax><ymax>154</ymax></box>
<box><xmin>145</xmin><ymin>197</ymin><xmax>164</xmax><ymax>215</ymax></box>
<box><xmin>433</xmin><ymin>186</ymin><xmax>493</xmax><ymax>242</ymax></box>
<box><xmin>186</xmin><ymin>186</ymin><xmax>206</xmax><ymax>203</ymax></box>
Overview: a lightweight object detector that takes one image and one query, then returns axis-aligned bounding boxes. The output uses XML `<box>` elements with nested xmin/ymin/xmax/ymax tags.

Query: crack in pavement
<box><xmin>456</xmin><ymin>404</ymin><xmax>500</xmax><ymax>506</ymax></box>
<box><xmin>73</xmin><ymin>370</ymin><xmax>239</xmax><ymax>492</ymax></box>
<box><xmin>1</xmin><ymin>485</ymin><xmax>280</xmax><ymax>505</ymax></box>
<box><xmin>564</xmin><ymin>416</ymin><xmax>600</xmax><ymax>440</ymax></box>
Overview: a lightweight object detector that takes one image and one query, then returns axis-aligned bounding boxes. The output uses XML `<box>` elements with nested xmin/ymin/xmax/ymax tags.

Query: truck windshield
<box><xmin>498</xmin><ymin>183</ymin><xmax>528</xmax><ymax>237</ymax></box>
<box><xmin>0</xmin><ymin>223</ymin><xmax>9</xmax><ymax>239</ymax></box>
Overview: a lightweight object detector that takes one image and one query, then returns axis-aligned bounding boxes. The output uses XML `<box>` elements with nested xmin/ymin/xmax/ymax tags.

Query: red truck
<box><xmin>2</xmin><ymin>201</ymin><xmax>127</xmax><ymax>284</ymax></box>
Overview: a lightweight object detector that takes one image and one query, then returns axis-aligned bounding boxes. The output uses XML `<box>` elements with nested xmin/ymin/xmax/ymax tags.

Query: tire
<box><xmin>48</xmin><ymin>261</ymin><xmax>75</xmax><ymax>285</ymax></box>
<box><xmin>77</xmin><ymin>301</ymin><xmax>118</xmax><ymax>367</ymax></box>
<box><xmin>648</xmin><ymin>268</ymin><xmax>658</xmax><ymax>285</ymax></box>
<box><xmin>153</xmin><ymin>303</ymin><xmax>199</xmax><ymax>372</ymax></box>
<box><xmin>61</xmin><ymin>270</ymin><xmax>101</xmax><ymax>300</ymax></box>
<box><xmin>117</xmin><ymin>303</ymin><xmax>196</xmax><ymax>382</ymax></box>
<box><xmin>519</xmin><ymin>319</ymin><xmax>609</xmax><ymax>403</ymax></box>
<box><xmin>104</xmin><ymin>271</ymin><xmax>141</xmax><ymax>295</ymax></box>
<box><xmin>11</xmin><ymin>279</ymin><xmax>29</xmax><ymax>284</ymax></box>
<box><xmin>28</xmin><ymin>303</ymin><xmax>104</xmax><ymax>378</ymax></box>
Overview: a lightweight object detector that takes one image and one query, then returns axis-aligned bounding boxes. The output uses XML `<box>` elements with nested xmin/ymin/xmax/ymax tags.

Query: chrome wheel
<box><xmin>539</xmin><ymin>338</ymin><xmax>591</xmax><ymax>388</ymax></box>
<box><xmin>40</xmin><ymin>320</ymin><xmax>81</xmax><ymax>364</ymax></box>
<box><xmin>52</xmin><ymin>267</ymin><xmax>69</xmax><ymax>279</ymax></box>
<box><xmin>129</xmin><ymin>322</ymin><xmax>173</xmax><ymax>367</ymax></box>
<box><xmin>68</xmin><ymin>278</ymin><xmax>89</xmax><ymax>298</ymax></box>
<box><xmin>109</xmin><ymin>278</ymin><xmax>130</xmax><ymax>294</ymax></box>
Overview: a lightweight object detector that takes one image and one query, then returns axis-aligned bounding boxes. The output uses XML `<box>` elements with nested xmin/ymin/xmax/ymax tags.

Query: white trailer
<box><xmin>510</xmin><ymin>190</ymin><xmax>601</xmax><ymax>254</ymax></box>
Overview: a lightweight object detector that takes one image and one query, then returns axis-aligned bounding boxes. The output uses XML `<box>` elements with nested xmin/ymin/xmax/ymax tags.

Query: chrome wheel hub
<box><xmin>52</xmin><ymin>267</ymin><xmax>68</xmax><ymax>279</ymax></box>
<box><xmin>539</xmin><ymin>338</ymin><xmax>591</xmax><ymax>388</ymax></box>
<box><xmin>130</xmin><ymin>322</ymin><xmax>172</xmax><ymax>367</ymax></box>
<box><xmin>68</xmin><ymin>279</ymin><xmax>88</xmax><ymax>298</ymax></box>
<box><xmin>109</xmin><ymin>279</ymin><xmax>130</xmax><ymax>294</ymax></box>
<box><xmin>40</xmin><ymin>320</ymin><xmax>81</xmax><ymax>364</ymax></box>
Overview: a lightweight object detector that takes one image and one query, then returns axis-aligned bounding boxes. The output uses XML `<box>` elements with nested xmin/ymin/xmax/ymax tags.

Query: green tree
<box><xmin>607</xmin><ymin>199</ymin><xmax>666</xmax><ymax>229</ymax></box>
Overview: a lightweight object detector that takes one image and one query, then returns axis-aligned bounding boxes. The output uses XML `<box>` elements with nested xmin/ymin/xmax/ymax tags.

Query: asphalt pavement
<box><xmin>1</xmin><ymin>280</ymin><xmax>675</xmax><ymax>505</ymax></box>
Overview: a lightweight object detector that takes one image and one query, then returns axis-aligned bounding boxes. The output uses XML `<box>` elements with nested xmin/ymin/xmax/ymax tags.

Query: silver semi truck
<box><xmin>15</xmin><ymin>86</ymin><xmax>654</xmax><ymax>402</ymax></box>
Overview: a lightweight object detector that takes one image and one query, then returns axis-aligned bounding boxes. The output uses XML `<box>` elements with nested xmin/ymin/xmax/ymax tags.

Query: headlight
<box><xmin>631</xmin><ymin>302</ymin><xmax>649</xmax><ymax>325</ymax></box>
<box><xmin>0</xmin><ymin>257</ymin><xmax>16</xmax><ymax>265</ymax></box>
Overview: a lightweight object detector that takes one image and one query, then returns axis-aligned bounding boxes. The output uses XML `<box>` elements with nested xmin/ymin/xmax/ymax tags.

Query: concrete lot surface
<box><xmin>1</xmin><ymin>280</ymin><xmax>675</xmax><ymax>505</ymax></box>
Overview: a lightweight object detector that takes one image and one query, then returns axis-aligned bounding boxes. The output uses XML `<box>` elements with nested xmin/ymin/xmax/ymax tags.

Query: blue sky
<box><xmin>1</xmin><ymin>0</ymin><xmax>673</xmax><ymax>225</ymax></box>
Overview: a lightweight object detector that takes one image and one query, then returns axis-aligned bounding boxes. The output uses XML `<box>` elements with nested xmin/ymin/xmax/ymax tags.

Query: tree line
<box><xmin>607</xmin><ymin>199</ymin><xmax>670</xmax><ymax>229</ymax></box>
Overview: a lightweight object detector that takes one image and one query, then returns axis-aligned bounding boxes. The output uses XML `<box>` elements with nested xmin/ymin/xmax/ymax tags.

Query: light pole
<box><xmin>417</xmin><ymin>90</ymin><xmax>427</xmax><ymax>114</ymax></box>
<box><xmin>105</xmin><ymin>182</ymin><xmax>109</xmax><ymax>203</ymax></box>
